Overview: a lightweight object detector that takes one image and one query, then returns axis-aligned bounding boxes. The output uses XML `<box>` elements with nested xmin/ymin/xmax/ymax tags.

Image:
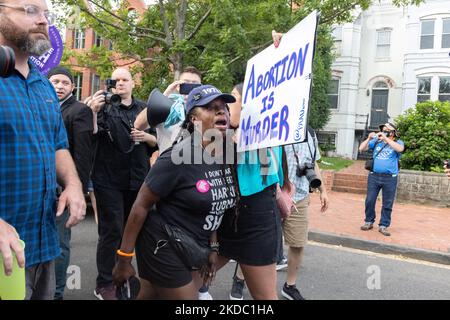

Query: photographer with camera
<box><xmin>0</xmin><ymin>0</ymin><xmax>86</xmax><ymax>300</ymax></box>
<box><xmin>359</xmin><ymin>122</ymin><xmax>404</xmax><ymax>237</ymax></box>
<box><xmin>85</xmin><ymin>68</ymin><xmax>156</xmax><ymax>300</ymax></box>
<box><xmin>281</xmin><ymin>127</ymin><xmax>329</xmax><ymax>300</ymax></box>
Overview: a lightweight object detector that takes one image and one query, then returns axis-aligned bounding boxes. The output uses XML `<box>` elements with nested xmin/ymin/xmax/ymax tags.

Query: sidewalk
<box><xmin>307</xmin><ymin>162</ymin><xmax>450</xmax><ymax>265</ymax></box>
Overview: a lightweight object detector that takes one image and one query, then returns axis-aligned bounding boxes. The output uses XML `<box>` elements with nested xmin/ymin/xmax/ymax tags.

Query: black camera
<box><xmin>296</xmin><ymin>163</ymin><xmax>322</xmax><ymax>190</ymax></box>
<box><xmin>0</xmin><ymin>45</ymin><xmax>15</xmax><ymax>78</ymax></box>
<box><xmin>103</xmin><ymin>79</ymin><xmax>122</xmax><ymax>107</ymax></box>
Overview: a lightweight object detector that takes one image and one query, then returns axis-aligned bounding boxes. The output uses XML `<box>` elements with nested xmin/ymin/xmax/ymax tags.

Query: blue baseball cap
<box><xmin>185</xmin><ymin>85</ymin><xmax>236</xmax><ymax>114</ymax></box>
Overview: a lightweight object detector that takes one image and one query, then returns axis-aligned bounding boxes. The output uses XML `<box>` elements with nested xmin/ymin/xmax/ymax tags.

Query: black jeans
<box><xmin>94</xmin><ymin>185</ymin><xmax>138</xmax><ymax>287</ymax></box>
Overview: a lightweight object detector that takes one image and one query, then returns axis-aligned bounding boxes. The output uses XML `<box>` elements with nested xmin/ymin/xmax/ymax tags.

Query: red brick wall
<box><xmin>64</xmin><ymin>0</ymin><xmax>147</xmax><ymax>100</ymax></box>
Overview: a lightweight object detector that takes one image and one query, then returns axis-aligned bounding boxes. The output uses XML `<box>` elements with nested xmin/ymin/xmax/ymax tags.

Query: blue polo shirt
<box><xmin>369</xmin><ymin>137</ymin><xmax>404</xmax><ymax>175</ymax></box>
<box><xmin>0</xmin><ymin>61</ymin><xmax>69</xmax><ymax>267</ymax></box>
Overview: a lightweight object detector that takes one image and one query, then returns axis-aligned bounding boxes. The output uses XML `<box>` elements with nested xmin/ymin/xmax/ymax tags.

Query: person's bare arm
<box><xmin>130</xmin><ymin>128</ymin><xmax>157</xmax><ymax>147</ymax></box>
<box><xmin>376</xmin><ymin>132</ymin><xmax>404</xmax><ymax>153</ymax></box>
<box><xmin>359</xmin><ymin>132</ymin><xmax>377</xmax><ymax>152</ymax></box>
<box><xmin>55</xmin><ymin>150</ymin><xmax>86</xmax><ymax>228</ymax></box>
<box><xmin>84</xmin><ymin>91</ymin><xmax>106</xmax><ymax>134</ymax></box>
<box><xmin>149</xmin><ymin>151</ymin><xmax>159</xmax><ymax>167</ymax></box>
<box><xmin>315</xmin><ymin>162</ymin><xmax>329</xmax><ymax>212</ymax></box>
<box><xmin>229</xmin><ymin>102</ymin><xmax>241</xmax><ymax>129</ymax></box>
<box><xmin>134</xmin><ymin>108</ymin><xmax>150</xmax><ymax>130</ymax></box>
<box><xmin>163</xmin><ymin>80</ymin><xmax>182</xmax><ymax>96</ymax></box>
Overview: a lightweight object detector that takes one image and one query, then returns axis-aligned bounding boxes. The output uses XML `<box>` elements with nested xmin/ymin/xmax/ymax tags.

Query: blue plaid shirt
<box><xmin>285</xmin><ymin>131</ymin><xmax>321</xmax><ymax>202</ymax></box>
<box><xmin>0</xmin><ymin>61</ymin><xmax>68</xmax><ymax>268</ymax></box>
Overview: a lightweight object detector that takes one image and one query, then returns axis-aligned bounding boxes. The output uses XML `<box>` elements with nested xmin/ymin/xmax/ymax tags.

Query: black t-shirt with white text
<box><xmin>145</xmin><ymin>138</ymin><xmax>237</xmax><ymax>244</ymax></box>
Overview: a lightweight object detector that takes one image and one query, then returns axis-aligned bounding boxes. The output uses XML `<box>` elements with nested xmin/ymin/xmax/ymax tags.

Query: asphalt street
<box><xmin>64</xmin><ymin>214</ymin><xmax>450</xmax><ymax>300</ymax></box>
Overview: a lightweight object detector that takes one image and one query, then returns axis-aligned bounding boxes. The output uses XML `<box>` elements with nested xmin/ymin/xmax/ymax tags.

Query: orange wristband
<box><xmin>117</xmin><ymin>249</ymin><xmax>135</xmax><ymax>257</ymax></box>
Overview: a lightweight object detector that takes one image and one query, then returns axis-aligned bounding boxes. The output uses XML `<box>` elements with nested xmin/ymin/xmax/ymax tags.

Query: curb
<box><xmin>308</xmin><ymin>230</ymin><xmax>450</xmax><ymax>266</ymax></box>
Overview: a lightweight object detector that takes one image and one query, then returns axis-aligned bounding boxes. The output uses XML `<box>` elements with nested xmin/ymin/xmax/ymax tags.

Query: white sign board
<box><xmin>237</xmin><ymin>10</ymin><xmax>318</xmax><ymax>152</ymax></box>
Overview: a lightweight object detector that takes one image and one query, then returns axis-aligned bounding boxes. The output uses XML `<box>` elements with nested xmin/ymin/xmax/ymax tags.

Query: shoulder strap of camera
<box><xmin>292</xmin><ymin>129</ymin><xmax>316</xmax><ymax>166</ymax></box>
<box><xmin>292</xmin><ymin>144</ymin><xmax>301</xmax><ymax>168</ymax></box>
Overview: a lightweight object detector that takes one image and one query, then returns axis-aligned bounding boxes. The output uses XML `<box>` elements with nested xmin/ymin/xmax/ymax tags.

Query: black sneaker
<box><xmin>229</xmin><ymin>277</ymin><xmax>245</xmax><ymax>300</ymax></box>
<box><xmin>281</xmin><ymin>282</ymin><xmax>305</xmax><ymax>300</ymax></box>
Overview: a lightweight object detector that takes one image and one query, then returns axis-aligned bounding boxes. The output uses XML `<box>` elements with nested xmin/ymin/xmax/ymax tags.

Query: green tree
<box><xmin>52</xmin><ymin>0</ymin><xmax>424</xmax><ymax>130</ymax></box>
<box><xmin>395</xmin><ymin>101</ymin><xmax>450</xmax><ymax>172</ymax></box>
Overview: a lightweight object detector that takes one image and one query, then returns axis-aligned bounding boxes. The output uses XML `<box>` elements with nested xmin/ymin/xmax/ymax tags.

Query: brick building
<box><xmin>65</xmin><ymin>0</ymin><xmax>147</xmax><ymax>100</ymax></box>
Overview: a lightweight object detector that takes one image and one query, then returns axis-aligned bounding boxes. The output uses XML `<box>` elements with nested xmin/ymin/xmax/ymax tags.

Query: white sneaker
<box><xmin>198</xmin><ymin>291</ymin><xmax>213</xmax><ymax>300</ymax></box>
<box><xmin>276</xmin><ymin>257</ymin><xmax>288</xmax><ymax>271</ymax></box>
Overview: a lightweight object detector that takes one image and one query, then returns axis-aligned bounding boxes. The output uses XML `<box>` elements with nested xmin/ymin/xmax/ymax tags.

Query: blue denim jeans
<box><xmin>54</xmin><ymin>210</ymin><xmax>71</xmax><ymax>299</ymax></box>
<box><xmin>364</xmin><ymin>173</ymin><xmax>398</xmax><ymax>228</ymax></box>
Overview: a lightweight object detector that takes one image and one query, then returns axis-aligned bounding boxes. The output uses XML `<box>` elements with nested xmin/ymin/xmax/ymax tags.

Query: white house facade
<box><xmin>320</xmin><ymin>0</ymin><xmax>450</xmax><ymax>159</ymax></box>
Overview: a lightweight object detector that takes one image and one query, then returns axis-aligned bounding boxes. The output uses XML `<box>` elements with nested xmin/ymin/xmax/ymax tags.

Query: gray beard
<box><xmin>25</xmin><ymin>38</ymin><xmax>52</xmax><ymax>56</ymax></box>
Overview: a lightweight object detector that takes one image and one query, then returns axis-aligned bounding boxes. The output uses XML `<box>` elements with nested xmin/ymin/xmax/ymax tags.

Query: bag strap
<box><xmin>373</xmin><ymin>142</ymin><xmax>388</xmax><ymax>159</ymax></box>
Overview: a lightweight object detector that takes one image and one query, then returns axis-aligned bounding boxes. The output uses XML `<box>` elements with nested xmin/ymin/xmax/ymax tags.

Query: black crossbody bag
<box><xmin>365</xmin><ymin>142</ymin><xmax>388</xmax><ymax>171</ymax></box>
<box><xmin>163</xmin><ymin>224</ymin><xmax>211</xmax><ymax>270</ymax></box>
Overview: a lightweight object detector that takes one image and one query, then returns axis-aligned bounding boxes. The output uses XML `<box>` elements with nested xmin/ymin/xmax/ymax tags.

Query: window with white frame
<box><xmin>327</xmin><ymin>78</ymin><xmax>339</xmax><ymax>109</ymax></box>
<box><xmin>417</xmin><ymin>77</ymin><xmax>431</xmax><ymax>102</ymax></box>
<box><xmin>442</xmin><ymin>19</ymin><xmax>450</xmax><ymax>48</ymax></box>
<box><xmin>439</xmin><ymin>77</ymin><xmax>450</xmax><ymax>102</ymax></box>
<box><xmin>376</xmin><ymin>29</ymin><xmax>391</xmax><ymax>58</ymax></box>
<box><xmin>91</xmin><ymin>74</ymin><xmax>101</xmax><ymax>95</ymax></box>
<box><xmin>94</xmin><ymin>32</ymin><xmax>102</xmax><ymax>47</ymax></box>
<box><xmin>74</xmin><ymin>74</ymin><xmax>83</xmax><ymax>100</ymax></box>
<box><xmin>73</xmin><ymin>29</ymin><xmax>85</xmax><ymax>49</ymax></box>
<box><xmin>420</xmin><ymin>20</ymin><xmax>435</xmax><ymax>49</ymax></box>
<box><xmin>331</xmin><ymin>26</ymin><xmax>342</xmax><ymax>56</ymax></box>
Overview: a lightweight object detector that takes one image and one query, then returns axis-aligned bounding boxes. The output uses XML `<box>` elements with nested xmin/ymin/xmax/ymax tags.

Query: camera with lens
<box><xmin>103</xmin><ymin>79</ymin><xmax>122</xmax><ymax>108</ymax></box>
<box><xmin>296</xmin><ymin>162</ymin><xmax>322</xmax><ymax>192</ymax></box>
<box><xmin>0</xmin><ymin>45</ymin><xmax>15</xmax><ymax>78</ymax></box>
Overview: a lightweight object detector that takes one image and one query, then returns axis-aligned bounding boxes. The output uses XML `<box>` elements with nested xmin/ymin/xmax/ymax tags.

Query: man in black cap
<box><xmin>48</xmin><ymin>66</ymin><xmax>94</xmax><ymax>299</ymax></box>
<box><xmin>359</xmin><ymin>122</ymin><xmax>404</xmax><ymax>236</ymax></box>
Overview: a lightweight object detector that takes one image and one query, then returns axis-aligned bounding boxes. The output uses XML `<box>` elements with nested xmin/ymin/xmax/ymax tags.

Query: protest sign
<box><xmin>238</xmin><ymin>10</ymin><xmax>318</xmax><ymax>152</ymax></box>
